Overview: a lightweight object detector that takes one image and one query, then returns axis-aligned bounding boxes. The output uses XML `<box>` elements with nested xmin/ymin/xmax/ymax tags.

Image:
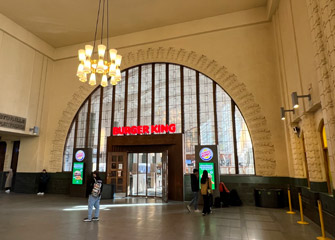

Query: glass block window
<box><xmin>216</xmin><ymin>87</ymin><xmax>235</xmax><ymax>174</ymax></box>
<box><xmin>183</xmin><ymin>67</ymin><xmax>198</xmax><ymax>174</ymax></box>
<box><xmin>199</xmin><ymin>74</ymin><xmax>215</xmax><ymax>145</ymax></box>
<box><xmin>127</xmin><ymin>67</ymin><xmax>139</xmax><ymax>127</ymax></box>
<box><xmin>154</xmin><ymin>64</ymin><xmax>166</xmax><ymax>126</ymax></box>
<box><xmin>169</xmin><ymin>64</ymin><xmax>181</xmax><ymax>133</ymax></box>
<box><xmin>76</xmin><ymin>101</ymin><xmax>88</xmax><ymax>148</ymax></box>
<box><xmin>63</xmin><ymin>122</ymin><xmax>76</xmax><ymax>171</ymax></box>
<box><xmin>88</xmin><ymin>89</ymin><xmax>100</xmax><ymax>171</ymax></box>
<box><xmin>100</xmin><ymin>85</ymin><xmax>113</xmax><ymax>172</ymax></box>
<box><xmin>235</xmin><ymin>106</ymin><xmax>254</xmax><ymax>174</ymax></box>
<box><xmin>113</xmin><ymin>72</ymin><xmax>126</xmax><ymax>133</ymax></box>
<box><xmin>140</xmin><ymin>65</ymin><xmax>152</xmax><ymax>126</ymax></box>
<box><xmin>63</xmin><ymin>63</ymin><xmax>254</xmax><ymax>176</ymax></box>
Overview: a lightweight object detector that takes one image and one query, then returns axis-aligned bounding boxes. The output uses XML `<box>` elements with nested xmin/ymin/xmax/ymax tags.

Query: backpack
<box><xmin>91</xmin><ymin>179</ymin><xmax>102</xmax><ymax>197</ymax></box>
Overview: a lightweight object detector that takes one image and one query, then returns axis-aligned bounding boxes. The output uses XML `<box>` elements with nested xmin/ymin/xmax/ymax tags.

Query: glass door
<box><xmin>127</xmin><ymin>152</ymin><xmax>167</xmax><ymax>199</ymax></box>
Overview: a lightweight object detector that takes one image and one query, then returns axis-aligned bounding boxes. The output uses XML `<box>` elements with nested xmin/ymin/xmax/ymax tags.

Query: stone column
<box><xmin>306</xmin><ymin>0</ymin><xmax>335</xmax><ymax>188</ymax></box>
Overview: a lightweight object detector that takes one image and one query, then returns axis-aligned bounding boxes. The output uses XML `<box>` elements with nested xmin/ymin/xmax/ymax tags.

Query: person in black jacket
<box><xmin>37</xmin><ymin>169</ymin><xmax>50</xmax><ymax>195</ymax></box>
<box><xmin>84</xmin><ymin>171</ymin><xmax>103</xmax><ymax>222</ymax></box>
<box><xmin>187</xmin><ymin>169</ymin><xmax>200</xmax><ymax>212</ymax></box>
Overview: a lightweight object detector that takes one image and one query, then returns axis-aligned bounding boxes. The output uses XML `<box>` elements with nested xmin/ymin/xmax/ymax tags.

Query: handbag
<box><xmin>207</xmin><ymin>180</ymin><xmax>212</xmax><ymax>195</ymax></box>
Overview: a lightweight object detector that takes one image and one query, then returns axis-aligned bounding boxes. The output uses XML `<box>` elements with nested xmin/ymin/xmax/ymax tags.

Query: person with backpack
<box><xmin>187</xmin><ymin>169</ymin><xmax>200</xmax><ymax>212</ymax></box>
<box><xmin>83</xmin><ymin>171</ymin><xmax>103</xmax><ymax>222</ymax></box>
<box><xmin>200</xmin><ymin>170</ymin><xmax>212</xmax><ymax>216</ymax></box>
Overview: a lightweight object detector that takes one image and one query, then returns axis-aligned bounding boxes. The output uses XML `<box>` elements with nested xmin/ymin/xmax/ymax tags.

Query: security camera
<box><xmin>293</xmin><ymin>127</ymin><xmax>300</xmax><ymax>136</ymax></box>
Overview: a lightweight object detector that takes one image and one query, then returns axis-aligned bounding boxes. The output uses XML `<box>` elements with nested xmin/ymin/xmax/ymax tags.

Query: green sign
<box><xmin>72</xmin><ymin>162</ymin><xmax>84</xmax><ymax>185</ymax></box>
<box><xmin>199</xmin><ymin>162</ymin><xmax>215</xmax><ymax>190</ymax></box>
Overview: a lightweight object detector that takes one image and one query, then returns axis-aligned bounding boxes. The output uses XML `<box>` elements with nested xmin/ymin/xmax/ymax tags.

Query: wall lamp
<box><xmin>281</xmin><ymin>107</ymin><xmax>295</xmax><ymax>120</ymax></box>
<box><xmin>291</xmin><ymin>92</ymin><xmax>311</xmax><ymax>109</ymax></box>
<box><xmin>29</xmin><ymin>126</ymin><xmax>39</xmax><ymax>135</ymax></box>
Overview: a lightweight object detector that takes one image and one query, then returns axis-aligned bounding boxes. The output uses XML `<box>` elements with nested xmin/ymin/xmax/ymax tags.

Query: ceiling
<box><xmin>0</xmin><ymin>0</ymin><xmax>267</xmax><ymax>48</ymax></box>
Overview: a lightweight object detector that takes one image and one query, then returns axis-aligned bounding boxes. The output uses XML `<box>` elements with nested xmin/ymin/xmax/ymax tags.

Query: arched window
<box><xmin>320</xmin><ymin>122</ymin><xmax>332</xmax><ymax>194</ymax></box>
<box><xmin>63</xmin><ymin>63</ymin><xmax>255</xmax><ymax>175</ymax></box>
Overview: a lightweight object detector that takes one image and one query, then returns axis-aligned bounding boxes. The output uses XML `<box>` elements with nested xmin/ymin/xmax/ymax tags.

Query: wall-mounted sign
<box><xmin>199</xmin><ymin>147</ymin><xmax>213</xmax><ymax>161</ymax></box>
<box><xmin>199</xmin><ymin>162</ymin><xmax>215</xmax><ymax>190</ymax></box>
<box><xmin>75</xmin><ymin>150</ymin><xmax>85</xmax><ymax>162</ymax></box>
<box><xmin>113</xmin><ymin>124</ymin><xmax>176</xmax><ymax>135</ymax></box>
<box><xmin>72</xmin><ymin>162</ymin><xmax>84</xmax><ymax>185</ymax></box>
<box><xmin>0</xmin><ymin>113</ymin><xmax>26</xmax><ymax>130</ymax></box>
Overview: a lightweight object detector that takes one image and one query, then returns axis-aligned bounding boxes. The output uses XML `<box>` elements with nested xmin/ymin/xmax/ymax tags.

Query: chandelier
<box><xmin>76</xmin><ymin>0</ymin><xmax>122</xmax><ymax>87</ymax></box>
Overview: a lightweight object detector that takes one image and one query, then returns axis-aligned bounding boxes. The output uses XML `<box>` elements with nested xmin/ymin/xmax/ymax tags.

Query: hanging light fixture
<box><xmin>76</xmin><ymin>0</ymin><xmax>122</xmax><ymax>87</ymax></box>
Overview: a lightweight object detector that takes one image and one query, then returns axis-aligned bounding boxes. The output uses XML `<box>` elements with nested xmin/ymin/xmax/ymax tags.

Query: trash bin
<box><xmin>254</xmin><ymin>188</ymin><xmax>284</xmax><ymax>208</ymax></box>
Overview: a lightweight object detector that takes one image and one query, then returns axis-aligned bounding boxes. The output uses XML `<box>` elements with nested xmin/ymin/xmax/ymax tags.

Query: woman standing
<box><xmin>5</xmin><ymin>169</ymin><xmax>13</xmax><ymax>193</ymax></box>
<box><xmin>200</xmin><ymin>170</ymin><xmax>212</xmax><ymax>216</ymax></box>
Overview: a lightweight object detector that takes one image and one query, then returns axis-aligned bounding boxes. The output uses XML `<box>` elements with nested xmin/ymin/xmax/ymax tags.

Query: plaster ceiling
<box><xmin>0</xmin><ymin>0</ymin><xmax>267</xmax><ymax>48</ymax></box>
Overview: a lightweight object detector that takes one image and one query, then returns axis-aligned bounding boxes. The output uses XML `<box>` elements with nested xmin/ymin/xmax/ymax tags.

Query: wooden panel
<box><xmin>107</xmin><ymin>133</ymin><xmax>184</xmax><ymax>201</ymax></box>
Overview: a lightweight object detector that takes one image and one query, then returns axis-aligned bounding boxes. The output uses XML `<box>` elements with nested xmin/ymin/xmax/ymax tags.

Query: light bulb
<box><xmin>92</xmin><ymin>60</ymin><xmax>97</xmax><ymax>69</ymax></box>
<box><xmin>115</xmin><ymin>73</ymin><xmax>121</xmax><ymax>82</ymax></box>
<box><xmin>116</xmin><ymin>68</ymin><xmax>121</xmax><ymax>76</ymax></box>
<box><xmin>89</xmin><ymin>73</ymin><xmax>96</xmax><ymax>86</ymax></box>
<box><xmin>78</xmin><ymin>49</ymin><xmax>86</xmax><ymax>61</ymax></box>
<box><xmin>79</xmin><ymin>73</ymin><xmax>87</xmax><ymax>82</ymax></box>
<box><xmin>96</xmin><ymin>59</ymin><xmax>105</xmax><ymax>74</ymax></box>
<box><xmin>109</xmin><ymin>63</ymin><xmax>116</xmax><ymax>76</ymax></box>
<box><xmin>85</xmin><ymin>45</ymin><xmax>93</xmax><ymax>57</ymax></box>
<box><xmin>109</xmin><ymin>49</ymin><xmax>117</xmax><ymax>61</ymax></box>
<box><xmin>110</xmin><ymin>77</ymin><xmax>117</xmax><ymax>85</ymax></box>
<box><xmin>83</xmin><ymin>60</ymin><xmax>91</xmax><ymax>73</ymax></box>
<box><xmin>115</xmin><ymin>55</ymin><xmax>122</xmax><ymax>66</ymax></box>
<box><xmin>77</xmin><ymin>63</ymin><xmax>84</xmax><ymax>77</ymax></box>
<box><xmin>101</xmin><ymin>74</ymin><xmax>108</xmax><ymax>87</ymax></box>
<box><xmin>98</xmin><ymin>44</ymin><xmax>106</xmax><ymax>58</ymax></box>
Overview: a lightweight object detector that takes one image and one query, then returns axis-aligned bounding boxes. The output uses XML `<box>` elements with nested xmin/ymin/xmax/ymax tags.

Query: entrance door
<box><xmin>107</xmin><ymin>152</ymin><xmax>127</xmax><ymax>193</ymax></box>
<box><xmin>127</xmin><ymin>151</ymin><xmax>168</xmax><ymax>202</ymax></box>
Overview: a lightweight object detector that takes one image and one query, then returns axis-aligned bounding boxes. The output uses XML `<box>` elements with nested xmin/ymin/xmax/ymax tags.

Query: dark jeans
<box><xmin>38</xmin><ymin>182</ymin><xmax>47</xmax><ymax>193</ymax></box>
<box><xmin>202</xmin><ymin>195</ymin><xmax>211</xmax><ymax>214</ymax></box>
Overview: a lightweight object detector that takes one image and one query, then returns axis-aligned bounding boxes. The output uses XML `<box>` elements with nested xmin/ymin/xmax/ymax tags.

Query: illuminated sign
<box><xmin>75</xmin><ymin>150</ymin><xmax>85</xmax><ymax>162</ymax></box>
<box><xmin>199</xmin><ymin>162</ymin><xmax>215</xmax><ymax>190</ymax></box>
<box><xmin>72</xmin><ymin>162</ymin><xmax>84</xmax><ymax>185</ymax></box>
<box><xmin>199</xmin><ymin>148</ymin><xmax>213</xmax><ymax>161</ymax></box>
<box><xmin>113</xmin><ymin>124</ymin><xmax>176</xmax><ymax>135</ymax></box>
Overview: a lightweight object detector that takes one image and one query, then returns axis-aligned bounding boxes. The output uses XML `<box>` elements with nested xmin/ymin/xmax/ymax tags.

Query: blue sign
<box><xmin>199</xmin><ymin>148</ymin><xmax>213</xmax><ymax>161</ymax></box>
<box><xmin>75</xmin><ymin>150</ymin><xmax>85</xmax><ymax>162</ymax></box>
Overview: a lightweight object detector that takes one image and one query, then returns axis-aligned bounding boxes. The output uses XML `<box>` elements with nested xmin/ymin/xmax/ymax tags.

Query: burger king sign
<box><xmin>199</xmin><ymin>148</ymin><xmax>213</xmax><ymax>161</ymax></box>
<box><xmin>75</xmin><ymin>150</ymin><xmax>85</xmax><ymax>162</ymax></box>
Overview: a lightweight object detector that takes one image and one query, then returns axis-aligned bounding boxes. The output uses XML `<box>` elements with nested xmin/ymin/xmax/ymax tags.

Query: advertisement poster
<box><xmin>199</xmin><ymin>162</ymin><xmax>215</xmax><ymax>190</ymax></box>
<box><xmin>72</xmin><ymin>162</ymin><xmax>84</xmax><ymax>185</ymax></box>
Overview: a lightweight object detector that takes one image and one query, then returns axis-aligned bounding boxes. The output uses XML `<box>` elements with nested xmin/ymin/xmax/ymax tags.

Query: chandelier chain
<box><xmin>93</xmin><ymin>0</ymin><xmax>102</xmax><ymax>51</ymax></box>
<box><xmin>101</xmin><ymin>0</ymin><xmax>106</xmax><ymax>45</ymax></box>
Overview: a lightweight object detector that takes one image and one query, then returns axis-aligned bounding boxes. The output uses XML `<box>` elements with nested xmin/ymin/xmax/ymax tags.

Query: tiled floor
<box><xmin>0</xmin><ymin>193</ymin><xmax>334</xmax><ymax>240</ymax></box>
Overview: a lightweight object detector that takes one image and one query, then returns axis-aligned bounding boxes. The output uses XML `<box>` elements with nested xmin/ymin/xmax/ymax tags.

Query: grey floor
<box><xmin>0</xmin><ymin>193</ymin><xmax>334</xmax><ymax>240</ymax></box>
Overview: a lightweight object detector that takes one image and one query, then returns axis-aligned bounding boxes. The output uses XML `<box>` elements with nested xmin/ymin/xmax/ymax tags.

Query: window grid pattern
<box><xmin>199</xmin><ymin>74</ymin><xmax>215</xmax><ymax>145</ymax></box>
<box><xmin>216</xmin><ymin>87</ymin><xmax>235</xmax><ymax>174</ymax></box>
<box><xmin>63</xmin><ymin>122</ymin><xmax>76</xmax><ymax>171</ymax></box>
<box><xmin>169</xmin><ymin>64</ymin><xmax>181</xmax><ymax>133</ymax></box>
<box><xmin>235</xmin><ymin>107</ymin><xmax>254</xmax><ymax>175</ymax></box>
<box><xmin>100</xmin><ymin>85</ymin><xmax>113</xmax><ymax>172</ymax></box>
<box><xmin>76</xmin><ymin>101</ymin><xmax>88</xmax><ymax>148</ymax></box>
<box><xmin>113</xmin><ymin>72</ymin><xmax>126</xmax><ymax>133</ymax></box>
<box><xmin>140</xmin><ymin>65</ymin><xmax>152</xmax><ymax>126</ymax></box>
<box><xmin>127</xmin><ymin>67</ymin><xmax>139</xmax><ymax>126</ymax></box>
<box><xmin>154</xmin><ymin>64</ymin><xmax>166</xmax><ymax>126</ymax></box>
<box><xmin>88</xmin><ymin>89</ymin><xmax>101</xmax><ymax>171</ymax></box>
<box><xmin>183</xmin><ymin>68</ymin><xmax>198</xmax><ymax>174</ymax></box>
<box><xmin>63</xmin><ymin>63</ymin><xmax>255</xmax><ymax>175</ymax></box>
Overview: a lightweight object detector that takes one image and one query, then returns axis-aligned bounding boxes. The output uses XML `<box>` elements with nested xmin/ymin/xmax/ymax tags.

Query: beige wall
<box><xmin>0</xmin><ymin>6</ymin><xmax>302</xmax><ymax>177</ymax></box>
<box><xmin>274</xmin><ymin>0</ymin><xmax>335</xmax><ymax>189</ymax></box>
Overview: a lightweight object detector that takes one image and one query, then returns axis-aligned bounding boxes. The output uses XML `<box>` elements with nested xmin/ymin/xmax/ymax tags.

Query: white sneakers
<box><xmin>5</xmin><ymin>189</ymin><xmax>10</xmax><ymax>193</ymax></box>
<box><xmin>37</xmin><ymin>192</ymin><xmax>44</xmax><ymax>195</ymax></box>
<box><xmin>194</xmin><ymin>209</ymin><xmax>201</xmax><ymax>213</ymax></box>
